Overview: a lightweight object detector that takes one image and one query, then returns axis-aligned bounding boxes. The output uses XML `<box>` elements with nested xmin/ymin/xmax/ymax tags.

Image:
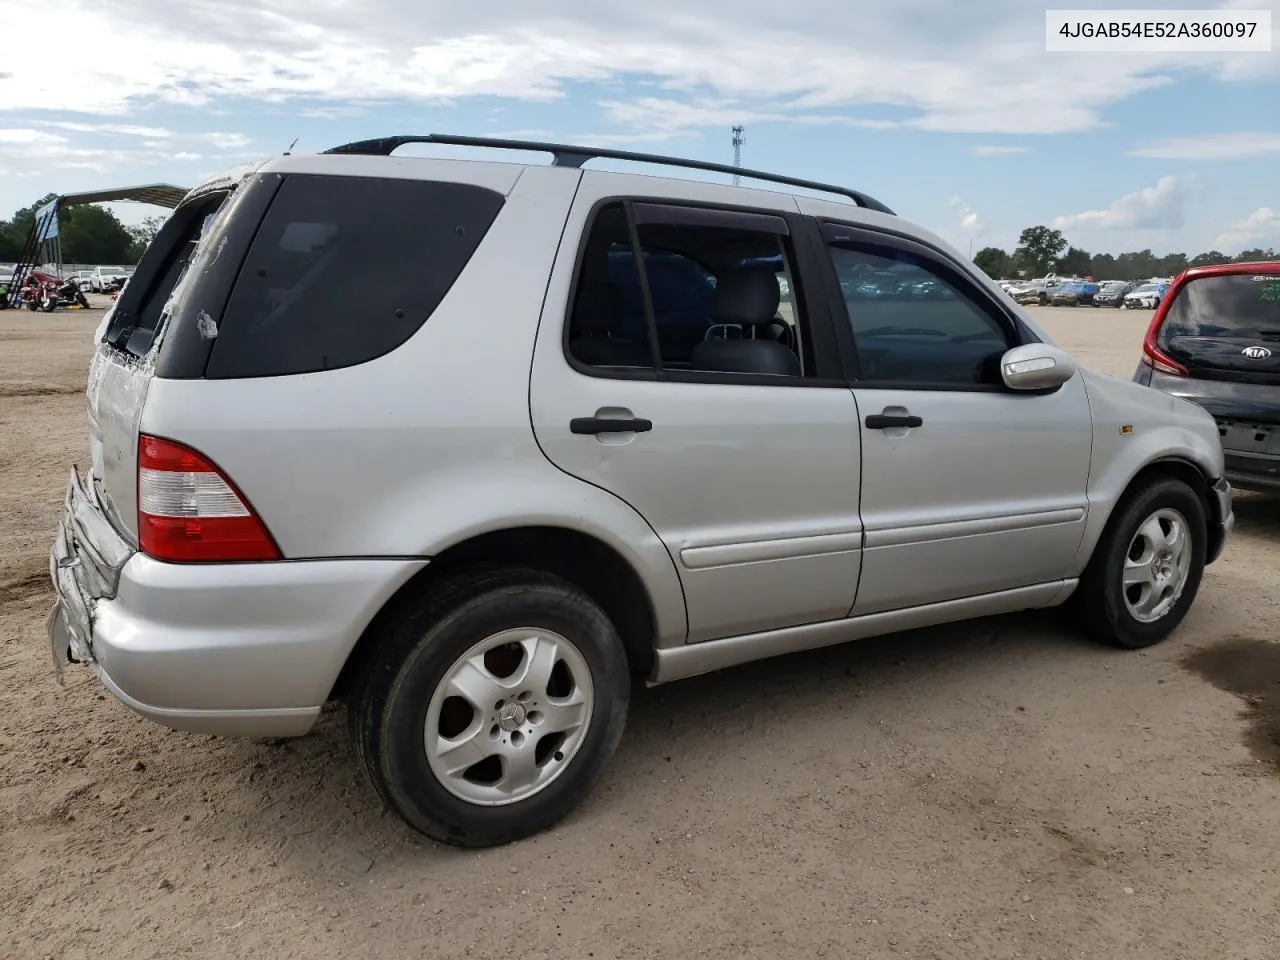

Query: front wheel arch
<box><xmin>1089</xmin><ymin>458</ymin><xmax>1221</xmax><ymax>569</ymax></box>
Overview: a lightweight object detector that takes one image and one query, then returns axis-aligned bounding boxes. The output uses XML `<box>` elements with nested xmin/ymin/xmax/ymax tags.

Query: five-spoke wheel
<box><xmin>349</xmin><ymin>568</ymin><xmax>630</xmax><ymax>847</ymax></box>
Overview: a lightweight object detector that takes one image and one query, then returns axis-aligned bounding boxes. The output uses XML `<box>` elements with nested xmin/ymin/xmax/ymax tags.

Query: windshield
<box><xmin>1161</xmin><ymin>274</ymin><xmax>1280</xmax><ymax>339</ymax></box>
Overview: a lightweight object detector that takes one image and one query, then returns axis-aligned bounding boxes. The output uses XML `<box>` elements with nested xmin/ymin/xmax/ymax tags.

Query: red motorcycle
<box><xmin>17</xmin><ymin>272</ymin><xmax>89</xmax><ymax>311</ymax></box>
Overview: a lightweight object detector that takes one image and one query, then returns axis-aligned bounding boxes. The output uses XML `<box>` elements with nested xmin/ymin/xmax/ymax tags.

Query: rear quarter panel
<box><xmin>138</xmin><ymin>163</ymin><xmax>690</xmax><ymax>646</ymax></box>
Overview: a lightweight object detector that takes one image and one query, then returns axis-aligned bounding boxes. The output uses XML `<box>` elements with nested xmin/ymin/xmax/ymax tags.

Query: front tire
<box><xmin>1075</xmin><ymin>477</ymin><xmax>1206</xmax><ymax>649</ymax></box>
<box><xmin>349</xmin><ymin>568</ymin><xmax>631</xmax><ymax>847</ymax></box>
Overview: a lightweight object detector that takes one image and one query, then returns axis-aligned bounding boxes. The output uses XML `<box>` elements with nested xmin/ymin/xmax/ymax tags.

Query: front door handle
<box><xmin>570</xmin><ymin>416</ymin><xmax>653</xmax><ymax>435</ymax></box>
<box><xmin>865</xmin><ymin>413</ymin><xmax>923</xmax><ymax>429</ymax></box>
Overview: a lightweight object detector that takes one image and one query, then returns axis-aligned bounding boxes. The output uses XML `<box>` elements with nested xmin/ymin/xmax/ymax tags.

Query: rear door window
<box><xmin>205</xmin><ymin>175</ymin><xmax>505</xmax><ymax>379</ymax></box>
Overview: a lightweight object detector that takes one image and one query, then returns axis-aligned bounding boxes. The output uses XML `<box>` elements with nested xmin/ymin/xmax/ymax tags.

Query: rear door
<box><xmin>530</xmin><ymin>176</ymin><xmax>863</xmax><ymax>644</ymax></box>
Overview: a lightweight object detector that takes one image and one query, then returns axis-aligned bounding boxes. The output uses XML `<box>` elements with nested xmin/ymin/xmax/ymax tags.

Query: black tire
<box><xmin>349</xmin><ymin>567</ymin><xmax>631</xmax><ymax>847</ymax></box>
<box><xmin>1075</xmin><ymin>477</ymin><xmax>1207</xmax><ymax>649</ymax></box>
<box><xmin>41</xmin><ymin>298</ymin><xmax>57</xmax><ymax>313</ymax></box>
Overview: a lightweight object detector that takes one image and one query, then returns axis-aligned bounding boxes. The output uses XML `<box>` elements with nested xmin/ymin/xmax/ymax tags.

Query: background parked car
<box><xmin>1094</xmin><ymin>280</ymin><xmax>1135</xmax><ymax>307</ymax></box>
<box><xmin>1012</xmin><ymin>280</ymin><xmax>1052</xmax><ymax>305</ymax></box>
<box><xmin>1134</xmin><ymin>262</ymin><xmax>1280</xmax><ymax>491</ymax></box>
<box><xmin>1050</xmin><ymin>280</ymin><xmax>1100</xmax><ymax>306</ymax></box>
<box><xmin>1125</xmin><ymin>281</ymin><xmax>1169</xmax><ymax>309</ymax></box>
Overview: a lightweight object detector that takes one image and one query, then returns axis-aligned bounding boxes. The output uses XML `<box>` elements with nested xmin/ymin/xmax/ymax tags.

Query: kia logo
<box><xmin>1242</xmin><ymin>346</ymin><xmax>1272</xmax><ymax>360</ymax></box>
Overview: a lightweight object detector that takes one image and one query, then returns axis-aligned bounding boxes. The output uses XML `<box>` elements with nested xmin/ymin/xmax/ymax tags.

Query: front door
<box><xmin>811</xmin><ymin>216</ymin><xmax>1094</xmax><ymax>615</ymax></box>
<box><xmin>530</xmin><ymin>177</ymin><xmax>863</xmax><ymax>643</ymax></box>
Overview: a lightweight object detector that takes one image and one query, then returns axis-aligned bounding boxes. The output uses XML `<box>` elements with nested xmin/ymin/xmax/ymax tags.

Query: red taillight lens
<box><xmin>1140</xmin><ymin>299</ymin><xmax>1188</xmax><ymax>377</ymax></box>
<box><xmin>137</xmin><ymin>435</ymin><xmax>281</xmax><ymax>562</ymax></box>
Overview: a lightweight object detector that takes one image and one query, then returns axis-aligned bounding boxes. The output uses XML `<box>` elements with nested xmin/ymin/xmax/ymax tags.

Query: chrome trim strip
<box><xmin>680</xmin><ymin>530</ymin><xmax>864</xmax><ymax>570</ymax></box>
<box><xmin>649</xmin><ymin>581</ymin><xmax>1074</xmax><ymax>684</ymax></box>
<box><xmin>863</xmin><ymin>508</ymin><xmax>1086</xmax><ymax>549</ymax></box>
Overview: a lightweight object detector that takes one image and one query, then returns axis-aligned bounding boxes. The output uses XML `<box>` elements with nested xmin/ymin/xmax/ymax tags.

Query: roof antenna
<box><xmin>284</xmin><ymin>137</ymin><xmax>300</xmax><ymax>156</ymax></box>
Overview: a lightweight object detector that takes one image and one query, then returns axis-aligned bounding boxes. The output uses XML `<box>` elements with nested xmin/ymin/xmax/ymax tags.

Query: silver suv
<box><xmin>48</xmin><ymin>135</ymin><xmax>1233</xmax><ymax>847</ymax></box>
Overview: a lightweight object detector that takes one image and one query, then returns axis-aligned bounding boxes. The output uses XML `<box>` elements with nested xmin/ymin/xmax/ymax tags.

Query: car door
<box><xmin>530</xmin><ymin>176</ymin><xmax>864</xmax><ymax>644</ymax></box>
<box><xmin>810</xmin><ymin>217</ymin><xmax>1094</xmax><ymax>615</ymax></box>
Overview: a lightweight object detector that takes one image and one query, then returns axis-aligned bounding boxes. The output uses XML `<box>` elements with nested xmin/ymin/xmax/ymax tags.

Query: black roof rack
<box><xmin>321</xmin><ymin>133</ymin><xmax>895</xmax><ymax>215</ymax></box>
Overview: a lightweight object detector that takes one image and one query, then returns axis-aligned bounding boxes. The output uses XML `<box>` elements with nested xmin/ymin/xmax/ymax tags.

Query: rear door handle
<box><xmin>864</xmin><ymin>413</ymin><xmax>923</xmax><ymax>429</ymax></box>
<box><xmin>570</xmin><ymin>417</ymin><xmax>653</xmax><ymax>435</ymax></box>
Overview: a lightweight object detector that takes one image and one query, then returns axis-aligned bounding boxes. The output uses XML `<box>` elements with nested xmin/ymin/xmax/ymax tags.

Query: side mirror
<box><xmin>1000</xmin><ymin>343</ymin><xmax>1077</xmax><ymax>391</ymax></box>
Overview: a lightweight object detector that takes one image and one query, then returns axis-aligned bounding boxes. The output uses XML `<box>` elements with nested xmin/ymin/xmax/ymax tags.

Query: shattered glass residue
<box><xmin>196</xmin><ymin>310</ymin><xmax>218</xmax><ymax>339</ymax></box>
<box><xmin>208</xmin><ymin>234</ymin><xmax>229</xmax><ymax>267</ymax></box>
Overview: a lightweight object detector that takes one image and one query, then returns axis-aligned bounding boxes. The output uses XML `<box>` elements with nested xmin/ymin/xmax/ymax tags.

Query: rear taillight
<box><xmin>1140</xmin><ymin>298</ymin><xmax>1188</xmax><ymax>377</ymax></box>
<box><xmin>137</xmin><ymin>435</ymin><xmax>281</xmax><ymax>562</ymax></box>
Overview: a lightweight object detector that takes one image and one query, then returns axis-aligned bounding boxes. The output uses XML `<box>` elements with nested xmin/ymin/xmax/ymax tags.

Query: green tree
<box><xmin>1190</xmin><ymin>250</ymin><xmax>1230</xmax><ymax>267</ymax></box>
<box><xmin>972</xmin><ymin>246</ymin><xmax>1011</xmax><ymax>279</ymax></box>
<box><xmin>1055</xmin><ymin>245</ymin><xmax>1092</xmax><ymax>277</ymax></box>
<box><xmin>60</xmin><ymin>205</ymin><xmax>136</xmax><ymax>263</ymax></box>
<box><xmin>1237</xmin><ymin>248</ymin><xmax>1278</xmax><ymax>262</ymax></box>
<box><xmin>126</xmin><ymin>215</ymin><xmax>167</xmax><ymax>260</ymax></box>
<box><xmin>1013</xmin><ymin>225</ymin><xmax>1067</xmax><ymax>277</ymax></box>
<box><xmin>1089</xmin><ymin>252</ymin><xmax>1117</xmax><ymax>279</ymax></box>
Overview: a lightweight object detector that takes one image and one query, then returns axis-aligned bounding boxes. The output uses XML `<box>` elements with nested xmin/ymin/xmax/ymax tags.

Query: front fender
<box><xmin>1074</xmin><ymin>370</ymin><xmax>1226</xmax><ymax>571</ymax></box>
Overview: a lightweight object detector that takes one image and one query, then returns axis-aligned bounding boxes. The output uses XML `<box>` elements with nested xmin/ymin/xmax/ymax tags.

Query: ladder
<box><xmin>3</xmin><ymin>199</ymin><xmax>59</xmax><ymax>308</ymax></box>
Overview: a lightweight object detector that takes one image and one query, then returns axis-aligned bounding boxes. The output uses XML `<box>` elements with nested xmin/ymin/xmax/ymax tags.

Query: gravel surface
<box><xmin>2</xmin><ymin>304</ymin><xmax>1278</xmax><ymax>960</ymax></box>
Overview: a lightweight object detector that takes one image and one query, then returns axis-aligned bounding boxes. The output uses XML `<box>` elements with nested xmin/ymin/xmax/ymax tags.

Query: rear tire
<box><xmin>1074</xmin><ymin>477</ymin><xmax>1206</xmax><ymax>649</ymax></box>
<box><xmin>349</xmin><ymin>568</ymin><xmax>631</xmax><ymax>847</ymax></box>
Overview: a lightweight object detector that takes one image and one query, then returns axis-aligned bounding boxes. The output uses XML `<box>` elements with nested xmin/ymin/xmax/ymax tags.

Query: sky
<box><xmin>0</xmin><ymin>0</ymin><xmax>1277</xmax><ymax>258</ymax></box>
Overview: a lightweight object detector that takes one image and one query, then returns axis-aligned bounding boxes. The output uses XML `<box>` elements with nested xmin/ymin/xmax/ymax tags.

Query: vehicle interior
<box><xmin>567</xmin><ymin>202</ymin><xmax>814</xmax><ymax>377</ymax></box>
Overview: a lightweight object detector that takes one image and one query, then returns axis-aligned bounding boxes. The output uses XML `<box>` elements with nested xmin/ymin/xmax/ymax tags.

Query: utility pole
<box><xmin>731</xmin><ymin>125</ymin><xmax>745</xmax><ymax>186</ymax></box>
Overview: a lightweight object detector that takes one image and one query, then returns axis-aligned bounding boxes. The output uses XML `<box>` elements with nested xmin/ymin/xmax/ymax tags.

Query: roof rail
<box><xmin>321</xmin><ymin>133</ymin><xmax>895</xmax><ymax>215</ymax></box>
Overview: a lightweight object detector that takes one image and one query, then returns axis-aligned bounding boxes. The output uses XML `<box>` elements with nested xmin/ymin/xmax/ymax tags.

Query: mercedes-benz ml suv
<box><xmin>46</xmin><ymin>134</ymin><xmax>1233</xmax><ymax>847</ymax></box>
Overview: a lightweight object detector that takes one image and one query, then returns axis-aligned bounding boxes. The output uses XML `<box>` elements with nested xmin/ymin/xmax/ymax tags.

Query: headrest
<box><xmin>711</xmin><ymin>268</ymin><xmax>782</xmax><ymax>326</ymax></box>
<box><xmin>575</xmin><ymin>280</ymin><xmax>625</xmax><ymax>334</ymax></box>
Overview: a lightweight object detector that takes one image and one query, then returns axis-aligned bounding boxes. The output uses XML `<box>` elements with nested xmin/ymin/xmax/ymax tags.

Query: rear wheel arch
<box><xmin>330</xmin><ymin>526</ymin><xmax>660</xmax><ymax>701</ymax></box>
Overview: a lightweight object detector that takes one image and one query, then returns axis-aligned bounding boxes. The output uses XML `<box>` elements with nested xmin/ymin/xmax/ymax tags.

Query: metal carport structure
<box><xmin>3</xmin><ymin>182</ymin><xmax>189</xmax><ymax>307</ymax></box>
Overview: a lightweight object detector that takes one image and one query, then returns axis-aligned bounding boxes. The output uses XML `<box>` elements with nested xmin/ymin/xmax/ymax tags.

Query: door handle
<box><xmin>865</xmin><ymin>413</ymin><xmax>923</xmax><ymax>430</ymax></box>
<box><xmin>570</xmin><ymin>417</ymin><xmax>653</xmax><ymax>435</ymax></box>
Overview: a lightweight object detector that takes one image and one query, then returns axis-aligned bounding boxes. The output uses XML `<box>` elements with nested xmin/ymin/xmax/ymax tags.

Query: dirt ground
<box><xmin>3</xmin><ymin>303</ymin><xmax>1279</xmax><ymax>960</ymax></box>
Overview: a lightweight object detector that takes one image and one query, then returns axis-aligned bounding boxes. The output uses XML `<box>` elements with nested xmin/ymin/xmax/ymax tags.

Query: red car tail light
<box><xmin>137</xmin><ymin>435</ymin><xmax>281</xmax><ymax>562</ymax></box>
<box><xmin>1140</xmin><ymin>297</ymin><xmax>1188</xmax><ymax>377</ymax></box>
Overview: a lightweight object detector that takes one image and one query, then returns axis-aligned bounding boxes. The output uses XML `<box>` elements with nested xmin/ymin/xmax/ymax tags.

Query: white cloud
<box><xmin>969</xmin><ymin>144</ymin><xmax>1029</xmax><ymax>156</ymax></box>
<box><xmin>0</xmin><ymin>128</ymin><xmax>64</xmax><ymax>144</ymax></box>
<box><xmin>41</xmin><ymin>121</ymin><xmax>173</xmax><ymax>138</ymax></box>
<box><xmin>1214</xmin><ymin>207</ymin><xmax>1280</xmax><ymax>251</ymax></box>
<box><xmin>0</xmin><ymin>0</ymin><xmax>1266</xmax><ymax>139</ymax></box>
<box><xmin>0</xmin><ymin>135</ymin><xmax>221</xmax><ymax>176</ymax></box>
<box><xmin>194</xmin><ymin>132</ymin><xmax>252</xmax><ymax>149</ymax></box>
<box><xmin>1053</xmin><ymin>176</ymin><xmax>1195</xmax><ymax>232</ymax></box>
<box><xmin>1128</xmin><ymin>131</ymin><xmax>1280</xmax><ymax>160</ymax></box>
<box><xmin>948</xmin><ymin>195</ymin><xmax>983</xmax><ymax>235</ymax></box>
<box><xmin>299</xmin><ymin>105</ymin><xmax>368</xmax><ymax>120</ymax></box>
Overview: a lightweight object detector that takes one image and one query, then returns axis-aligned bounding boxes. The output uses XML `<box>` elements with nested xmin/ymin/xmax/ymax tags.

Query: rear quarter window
<box><xmin>204</xmin><ymin>174</ymin><xmax>505</xmax><ymax>379</ymax></box>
